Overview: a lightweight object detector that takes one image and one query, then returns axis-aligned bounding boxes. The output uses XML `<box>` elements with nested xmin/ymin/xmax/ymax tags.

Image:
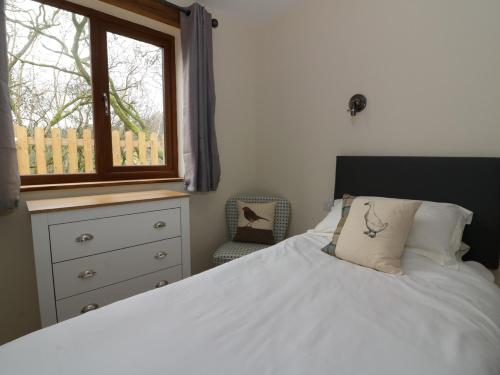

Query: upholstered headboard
<box><xmin>334</xmin><ymin>156</ymin><xmax>500</xmax><ymax>269</ymax></box>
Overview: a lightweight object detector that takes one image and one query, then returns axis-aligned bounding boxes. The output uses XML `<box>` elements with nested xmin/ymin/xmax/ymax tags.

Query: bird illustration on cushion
<box><xmin>234</xmin><ymin>200</ymin><xmax>276</xmax><ymax>245</ymax></box>
<box><xmin>363</xmin><ymin>202</ymin><xmax>389</xmax><ymax>238</ymax></box>
<box><xmin>243</xmin><ymin>207</ymin><xmax>269</xmax><ymax>227</ymax></box>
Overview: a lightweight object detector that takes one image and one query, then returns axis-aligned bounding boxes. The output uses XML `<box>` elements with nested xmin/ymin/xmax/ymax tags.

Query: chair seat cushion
<box><xmin>213</xmin><ymin>241</ymin><xmax>269</xmax><ymax>265</ymax></box>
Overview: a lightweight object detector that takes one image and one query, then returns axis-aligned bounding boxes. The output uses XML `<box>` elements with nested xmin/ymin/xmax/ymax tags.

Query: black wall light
<box><xmin>348</xmin><ymin>94</ymin><xmax>367</xmax><ymax>117</ymax></box>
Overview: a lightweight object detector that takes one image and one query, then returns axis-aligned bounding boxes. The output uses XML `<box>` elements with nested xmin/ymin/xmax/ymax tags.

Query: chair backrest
<box><xmin>226</xmin><ymin>194</ymin><xmax>291</xmax><ymax>243</ymax></box>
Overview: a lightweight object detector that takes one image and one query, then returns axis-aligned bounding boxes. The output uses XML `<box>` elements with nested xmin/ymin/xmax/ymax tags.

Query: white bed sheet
<box><xmin>1</xmin><ymin>234</ymin><xmax>499</xmax><ymax>375</ymax></box>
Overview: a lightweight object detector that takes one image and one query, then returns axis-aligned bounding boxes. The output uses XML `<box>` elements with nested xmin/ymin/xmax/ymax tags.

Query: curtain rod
<box><xmin>159</xmin><ymin>0</ymin><xmax>219</xmax><ymax>28</ymax></box>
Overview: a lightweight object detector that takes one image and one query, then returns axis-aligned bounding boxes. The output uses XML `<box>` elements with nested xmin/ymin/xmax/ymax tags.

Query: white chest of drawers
<box><xmin>27</xmin><ymin>190</ymin><xmax>190</xmax><ymax>327</ymax></box>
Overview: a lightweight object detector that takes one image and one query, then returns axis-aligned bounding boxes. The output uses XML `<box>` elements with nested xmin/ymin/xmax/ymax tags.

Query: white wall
<box><xmin>0</xmin><ymin>0</ymin><xmax>259</xmax><ymax>344</ymax></box>
<box><xmin>256</xmin><ymin>0</ymin><xmax>500</xmax><ymax>237</ymax></box>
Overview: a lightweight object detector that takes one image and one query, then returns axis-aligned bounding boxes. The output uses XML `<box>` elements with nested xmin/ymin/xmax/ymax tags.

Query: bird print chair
<box><xmin>213</xmin><ymin>194</ymin><xmax>291</xmax><ymax>266</ymax></box>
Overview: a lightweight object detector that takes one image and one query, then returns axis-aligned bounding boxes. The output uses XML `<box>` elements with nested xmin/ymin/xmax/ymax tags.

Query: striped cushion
<box><xmin>322</xmin><ymin>194</ymin><xmax>355</xmax><ymax>256</ymax></box>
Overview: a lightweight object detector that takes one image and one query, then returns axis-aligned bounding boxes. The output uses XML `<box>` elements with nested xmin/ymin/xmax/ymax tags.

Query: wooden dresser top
<box><xmin>26</xmin><ymin>190</ymin><xmax>189</xmax><ymax>214</ymax></box>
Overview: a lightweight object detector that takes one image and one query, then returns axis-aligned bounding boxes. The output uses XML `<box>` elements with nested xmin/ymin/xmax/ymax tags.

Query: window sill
<box><xmin>20</xmin><ymin>177</ymin><xmax>184</xmax><ymax>192</ymax></box>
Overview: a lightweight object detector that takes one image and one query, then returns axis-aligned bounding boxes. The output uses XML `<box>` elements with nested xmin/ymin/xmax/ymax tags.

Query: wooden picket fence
<box><xmin>14</xmin><ymin>125</ymin><xmax>164</xmax><ymax>175</ymax></box>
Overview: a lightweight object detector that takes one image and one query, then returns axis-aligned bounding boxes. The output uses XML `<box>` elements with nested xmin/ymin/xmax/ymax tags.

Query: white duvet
<box><xmin>1</xmin><ymin>234</ymin><xmax>500</xmax><ymax>375</ymax></box>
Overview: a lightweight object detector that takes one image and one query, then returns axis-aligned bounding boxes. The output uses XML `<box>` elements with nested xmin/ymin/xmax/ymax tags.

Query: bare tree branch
<box><xmin>70</xmin><ymin>14</ymin><xmax>91</xmax><ymax>84</ymax></box>
<box><xmin>8</xmin><ymin>53</ymin><xmax>85</xmax><ymax>78</ymax></box>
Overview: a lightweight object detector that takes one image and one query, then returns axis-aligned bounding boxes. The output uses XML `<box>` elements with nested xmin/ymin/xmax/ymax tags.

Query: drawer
<box><xmin>56</xmin><ymin>266</ymin><xmax>182</xmax><ymax>322</ymax></box>
<box><xmin>50</xmin><ymin>208</ymin><xmax>181</xmax><ymax>262</ymax></box>
<box><xmin>53</xmin><ymin>237</ymin><xmax>182</xmax><ymax>300</ymax></box>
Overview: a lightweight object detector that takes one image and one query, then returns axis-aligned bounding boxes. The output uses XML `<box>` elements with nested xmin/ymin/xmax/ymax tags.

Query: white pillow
<box><xmin>406</xmin><ymin>201</ymin><xmax>473</xmax><ymax>265</ymax></box>
<box><xmin>308</xmin><ymin>199</ymin><xmax>342</xmax><ymax>237</ymax></box>
<box><xmin>310</xmin><ymin>197</ymin><xmax>473</xmax><ymax>266</ymax></box>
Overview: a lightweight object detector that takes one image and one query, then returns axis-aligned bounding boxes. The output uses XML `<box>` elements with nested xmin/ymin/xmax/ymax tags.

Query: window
<box><xmin>6</xmin><ymin>0</ymin><xmax>178</xmax><ymax>185</ymax></box>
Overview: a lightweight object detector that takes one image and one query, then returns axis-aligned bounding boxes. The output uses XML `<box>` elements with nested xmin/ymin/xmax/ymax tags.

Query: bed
<box><xmin>1</xmin><ymin>157</ymin><xmax>500</xmax><ymax>375</ymax></box>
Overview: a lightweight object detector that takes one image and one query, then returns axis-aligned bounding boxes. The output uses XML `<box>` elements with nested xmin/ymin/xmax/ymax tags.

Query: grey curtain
<box><xmin>181</xmin><ymin>3</ymin><xmax>220</xmax><ymax>192</ymax></box>
<box><xmin>0</xmin><ymin>0</ymin><xmax>20</xmax><ymax>211</ymax></box>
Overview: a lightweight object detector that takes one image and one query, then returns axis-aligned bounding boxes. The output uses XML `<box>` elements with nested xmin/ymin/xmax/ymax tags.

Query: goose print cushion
<box><xmin>233</xmin><ymin>201</ymin><xmax>276</xmax><ymax>244</ymax></box>
<box><xmin>334</xmin><ymin>197</ymin><xmax>421</xmax><ymax>275</ymax></box>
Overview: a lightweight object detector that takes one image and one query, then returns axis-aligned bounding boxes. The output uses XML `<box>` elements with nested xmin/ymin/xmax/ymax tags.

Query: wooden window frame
<box><xmin>98</xmin><ymin>0</ymin><xmax>180</xmax><ymax>28</ymax></box>
<box><xmin>16</xmin><ymin>0</ymin><xmax>178</xmax><ymax>186</ymax></box>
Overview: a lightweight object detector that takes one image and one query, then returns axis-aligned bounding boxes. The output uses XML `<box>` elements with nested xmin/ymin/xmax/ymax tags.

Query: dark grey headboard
<box><xmin>334</xmin><ymin>156</ymin><xmax>500</xmax><ymax>269</ymax></box>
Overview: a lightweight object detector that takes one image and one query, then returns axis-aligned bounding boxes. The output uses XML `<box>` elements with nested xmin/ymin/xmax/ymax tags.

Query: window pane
<box><xmin>6</xmin><ymin>0</ymin><xmax>95</xmax><ymax>175</ymax></box>
<box><xmin>107</xmin><ymin>32</ymin><xmax>166</xmax><ymax>167</ymax></box>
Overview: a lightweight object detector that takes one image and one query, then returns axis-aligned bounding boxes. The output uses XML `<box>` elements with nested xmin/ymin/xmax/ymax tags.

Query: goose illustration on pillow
<box><xmin>363</xmin><ymin>202</ymin><xmax>389</xmax><ymax>238</ymax></box>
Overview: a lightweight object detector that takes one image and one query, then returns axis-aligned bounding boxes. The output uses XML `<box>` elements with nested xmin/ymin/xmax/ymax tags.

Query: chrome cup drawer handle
<box><xmin>76</xmin><ymin>233</ymin><xmax>94</xmax><ymax>243</ymax></box>
<box><xmin>154</xmin><ymin>251</ymin><xmax>168</xmax><ymax>260</ymax></box>
<box><xmin>80</xmin><ymin>303</ymin><xmax>99</xmax><ymax>314</ymax></box>
<box><xmin>153</xmin><ymin>221</ymin><xmax>166</xmax><ymax>229</ymax></box>
<box><xmin>155</xmin><ymin>280</ymin><xmax>169</xmax><ymax>288</ymax></box>
<box><xmin>78</xmin><ymin>269</ymin><xmax>97</xmax><ymax>279</ymax></box>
